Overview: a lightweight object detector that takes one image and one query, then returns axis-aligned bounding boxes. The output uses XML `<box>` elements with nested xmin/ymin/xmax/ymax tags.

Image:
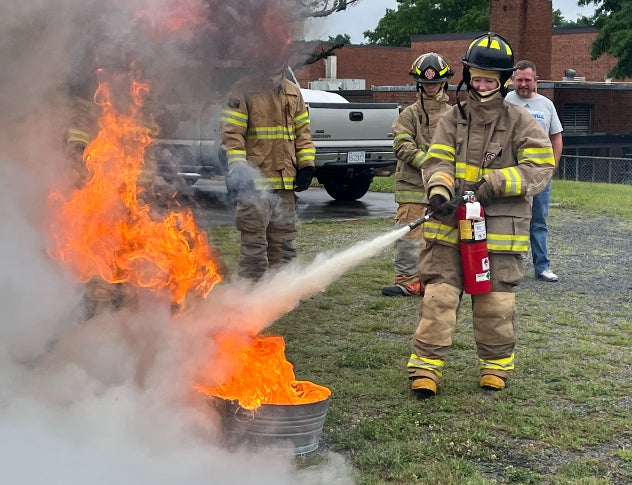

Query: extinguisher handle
<box><xmin>407</xmin><ymin>194</ymin><xmax>467</xmax><ymax>230</ymax></box>
<box><xmin>433</xmin><ymin>194</ymin><xmax>467</xmax><ymax>216</ymax></box>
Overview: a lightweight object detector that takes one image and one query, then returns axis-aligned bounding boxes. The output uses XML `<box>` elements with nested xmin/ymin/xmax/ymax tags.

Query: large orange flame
<box><xmin>48</xmin><ymin>73</ymin><xmax>221</xmax><ymax>305</ymax></box>
<box><xmin>49</xmin><ymin>64</ymin><xmax>326</xmax><ymax>412</ymax></box>
<box><xmin>196</xmin><ymin>333</ymin><xmax>331</xmax><ymax>410</ymax></box>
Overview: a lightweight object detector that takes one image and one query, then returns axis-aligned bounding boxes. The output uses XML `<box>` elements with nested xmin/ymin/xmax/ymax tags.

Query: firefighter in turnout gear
<box><xmin>64</xmin><ymin>57</ymin><xmax>170</xmax><ymax>319</ymax></box>
<box><xmin>407</xmin><ymin>33</ymin><xmax>556</xmax><ymax>397</ymax></box>
<box><xmin>220</xmin><ymin>62</ymin><xmax>316</xmax><ymax>281</ymax></box>
<box><xmin>382</xmin><ymin>53</ymin><xmax>453</xmax><ymax>297</ymax></box>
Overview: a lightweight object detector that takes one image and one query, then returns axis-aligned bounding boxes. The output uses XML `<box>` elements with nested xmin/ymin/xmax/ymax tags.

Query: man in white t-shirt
<box><xmin>506</xmin><ymin>60</ymin><xmax>563</xmax><ymax>282</ymax></box>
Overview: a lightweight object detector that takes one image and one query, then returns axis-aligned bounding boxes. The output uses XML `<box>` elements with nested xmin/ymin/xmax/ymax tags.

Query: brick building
<box><xmin>293</xmin><ymin>0</ymin><xmax>632</xmax><ymax>176</ymax></box>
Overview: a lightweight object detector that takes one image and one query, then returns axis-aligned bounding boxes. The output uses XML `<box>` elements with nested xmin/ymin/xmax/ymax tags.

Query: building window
<box><xmin>562</xmin><ymin>104</ymin><xmax>592</xmax><ymax>134</ymax></box>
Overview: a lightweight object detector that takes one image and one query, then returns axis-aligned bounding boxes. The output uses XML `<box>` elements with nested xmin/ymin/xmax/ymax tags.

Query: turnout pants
<box><xmin>235</xmin><ymin>189</ymin><xmax>297</xmax><ymax>281</ymax></box>
<box><xmin>407</xmin><ymin>243</ymin><xmax>524</xmax><ymax>383</ymax></box>
<box><xmin>392</xmin><ymin>203</ymin><xmax>425</xmax><ymax>287</ymax></box>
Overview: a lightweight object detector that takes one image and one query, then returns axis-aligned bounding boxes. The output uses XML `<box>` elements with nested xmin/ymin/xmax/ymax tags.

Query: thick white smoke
<box><xmin>0</xmin><ymin>1</ymin><xmax>356</xmax><ymax>483</ymax></box>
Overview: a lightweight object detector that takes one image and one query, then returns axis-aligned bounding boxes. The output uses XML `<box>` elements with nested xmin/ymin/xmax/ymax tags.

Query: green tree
<box><xmin>327</xmin><ymin>34</ymin><xmax>352</xmax><ymax>45</ymax></box>
<box><xmin>363</xmin><ymin>0</ymin><xmax>489</xmax><ymax>47</ymax></box>
<box><xmin>578</xmin><ymin>0</ymin><xmax>632</xmax><ymax>78</ymax></box>
<box><xmin>552</xmin><ymin>9</ymin><xmax>565</xmax><ymax>26</ymax></box>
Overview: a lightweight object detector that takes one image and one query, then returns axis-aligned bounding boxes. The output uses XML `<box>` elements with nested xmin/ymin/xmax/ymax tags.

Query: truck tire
<box><xmin>323</xmin><ymin>176</ymin><xmax>372</xmax><ymax>201</ymax></box>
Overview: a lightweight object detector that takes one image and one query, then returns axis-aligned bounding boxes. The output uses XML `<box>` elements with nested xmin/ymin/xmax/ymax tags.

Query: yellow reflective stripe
<box><xmin>220</xmin><ymin>110</ymin><xmax>248</xmax><ymax>128</ymax></box>
<box><xmin>439</xmin><ymin>65</ymin><xmax>450</xmax><ymax>77</ymax></box>
<box><xmin>226</xmin><ymin>149</ymin><xmax>247</xmax><ymax>164</ymax></box>
<box><xmin>480</xmin><ymin>353</ymin><xmax>515</xmax><ymax>371</ymax></box>
<box><xmin>519</xmin><ymin>146</ymin><xmax>555</xmax><ymax>166</ymax></box>
<box><xmin>297</xmin><ymin>148</ymin><xmax>315</xmax><ymax>163</ymax></box>
<box><xmin>455</xmin><ymin>162</ymin><xmax>466</xmax><ymax>180</ymax></box>
<box><xmin>67</xmin><ymin>128</ymin><xmax>90</xmax><ymax>145</ymax></box>
<box><xmin>497</xmin><ymin>166</ymin><xmax>522</xmax><ymax>196</ymax></box>
<box><xmin>428</xmin><ymin>171</ymin><xmax>455</xmax><ymax>187</ymax></box>
<box><xmin>247</xmin><ymin>126</ymin><xmax>295</xmax><ymax>140</ymax></box>
<box><xmin>294</xmin><ymin>111</ymin><xmax>310</xmax><ymax>129</ymax></box>
<box><xmin>137</xmin><ymin>168</ymin><xmax>155</xmax><ymax>184</ymax></box>
<box><xmin>425</xmin><ymin>143</ymin><xmax>456</xmax><ymax>163</ymax></box>
<box><xmin>411</xmin><ymin>150</ymin><xmax>425</xmax><ymax>169</ymax></box>
<box><xmin>140</xmin><ymin>120</ymin><xmax>160</xmax><ymax>137</ymax></box>
<box><xmin>407</xmin><ymin>354</ymin><xmax>444</xmax><ymax>377</ymax></box>
<box><xmin>473</xmin><ymin>37</ymin><xmax>512</xmax><ymax>55</ymax></box>
<box><xmin>395</xmin><ymin>190</ymin><xmax>424</xmax><ymax>204</ymax></box>
<box><xmin>422</xmin><ymin>221</ymin><xmax>458</xmax><ymax>245</ymax></box>
<box><xmin>393</xmin><ymin>133</ymin><xmax>414</xmax><ymax>150</ymax></box>
<box><xmin>455</xmin><ymin>163</ymin><xmax>493</xmax><ymax>182</ymax></box>
<box><xmin>487</xmin><ymin>233</ymin><xmax>529</xmax><ymax>252</ymax></box>
<box><xmin>254</xmin><ymin>177</ymin><xmax>295</xmax><ymax>190</ymax></box>
<box><xmin>137</xmin><ymin>176</ymin><xmax>154</xmax><ymax>184</ymax></box>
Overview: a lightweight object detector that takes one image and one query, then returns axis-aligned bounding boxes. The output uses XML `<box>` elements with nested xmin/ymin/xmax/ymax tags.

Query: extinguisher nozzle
<box><xmin>407</xmin><ymin>215</ymin><xmax>430</xmax><ymax>230</ymax></box>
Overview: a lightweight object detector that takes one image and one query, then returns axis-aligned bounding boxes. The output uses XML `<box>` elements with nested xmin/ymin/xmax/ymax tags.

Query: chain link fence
<box><xmin>557</xmin><ymin>155</ymin><xmax>632</xmax><ymax>185</ymax></box>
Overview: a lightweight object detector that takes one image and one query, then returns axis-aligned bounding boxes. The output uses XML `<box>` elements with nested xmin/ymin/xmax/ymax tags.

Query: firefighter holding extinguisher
<box><xmin>407</xmin><ymin>33</ymin><xmax>556</xmax><ymax>397</ymax></box>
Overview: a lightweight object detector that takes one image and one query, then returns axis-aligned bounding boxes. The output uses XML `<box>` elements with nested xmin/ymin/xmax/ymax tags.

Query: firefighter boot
<box><xmin>480</xmin><ymin>374</ymin><xmax>506</xmax><ymax>391</ymax></box>
<box><xmin>382</xmin><ymin>281</ymin><xmax>424</xmax><ymax>297</ymax></box>
<box><xmin>410</xmin><ymin>377</ymin><xmax>437</xmax><ymax>398</ymax></box>
<box><xmin>384</xmin><ymin>230</ymin><xmax>423</xmax><ymax>296</ymax></box>
<box><xmin>83</xmin><ymin>277</ymin><xmax>124</xmax><ymax>319</ymax></box>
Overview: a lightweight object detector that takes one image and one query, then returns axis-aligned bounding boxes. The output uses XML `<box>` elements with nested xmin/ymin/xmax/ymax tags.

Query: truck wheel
<box><xmin>323</xmin><ymin>177</ymin><xmax>372</xmax><ymax>201</ymax></box>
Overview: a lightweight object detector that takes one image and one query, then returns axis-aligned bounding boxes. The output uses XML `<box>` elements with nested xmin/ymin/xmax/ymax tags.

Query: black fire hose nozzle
<box><xmin>406</xmin><ymin>195</ymin><xmax>465</xmax><ymax>231</ymax></box>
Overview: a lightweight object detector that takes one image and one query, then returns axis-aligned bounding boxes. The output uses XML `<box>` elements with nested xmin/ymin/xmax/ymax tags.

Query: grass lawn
<box><xmin>208</xmin><ymin>180</ymin><xmax>632</xmax><ymax>484</ymax></box>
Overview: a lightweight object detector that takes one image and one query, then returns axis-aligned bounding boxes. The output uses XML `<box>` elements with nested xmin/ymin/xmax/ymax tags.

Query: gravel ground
<box><xmin>509</xmin><ymin>206</ymin><xmax>632</xmax><ymax>483</ymax></box>
<box><xmin>520</xmin><ymin>206</ymin><xmax>632</xmax><ymax>308</ymax></box>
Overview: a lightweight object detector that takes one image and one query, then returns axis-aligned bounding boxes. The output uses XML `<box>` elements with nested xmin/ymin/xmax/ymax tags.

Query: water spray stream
<box><xmin>287</xmin><ymin>224</ymin><xmax>410</xmax><ymax>297</ymax></box>
<box><xmin>242</xmin><ymin>224</ymin><xmax>412</xmax><ymax>328</ymax></box>
<box><xmin>236</xmin><ymin>196</ymin><xmax>464</xmax><ymax>331</ymax></box>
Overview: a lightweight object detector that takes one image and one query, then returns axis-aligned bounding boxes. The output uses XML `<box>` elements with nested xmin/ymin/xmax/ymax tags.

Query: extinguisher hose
<box><xmin>406</xmin><ymin>195</ymin><xmax>465</xmax><ymax>230</ymax></box>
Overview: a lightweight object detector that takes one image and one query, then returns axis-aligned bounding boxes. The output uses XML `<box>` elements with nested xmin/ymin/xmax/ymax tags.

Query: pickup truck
<box><xmin>300</xmin><ymin>89</ymin><xmax>399</xmax><ymax>201</ymax></box>
<box><xmin>150</xmin><ymin>85</ymin><xmax>400</xmax><ymax>202</ymax></box>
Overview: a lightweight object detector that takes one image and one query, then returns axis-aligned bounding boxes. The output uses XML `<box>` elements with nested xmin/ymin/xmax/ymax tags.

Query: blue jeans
<box><xmin>531</xmin><ymin>179</ymin><xmax>552</xmax><ymax>275</ymax></box>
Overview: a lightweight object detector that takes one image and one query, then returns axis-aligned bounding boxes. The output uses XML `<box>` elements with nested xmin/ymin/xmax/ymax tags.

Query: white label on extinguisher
<box><xmin>465</xmin><ymin>201</ymin><xmax>483</xmax><ymax>220</ymax></box>
<box><xmin>481</xmin><ymin>257</ymin><xmax>490</xmax><ymax>271</ymax></box>
<box><xmin>472</xmin><ymin>220</ymin><xmax>487</xmax><ymax>241</ymax></box>
<box><xmin>476</xmin><ymin>271</ymin><xmax>491</xmax><ymax>282</ymax></box>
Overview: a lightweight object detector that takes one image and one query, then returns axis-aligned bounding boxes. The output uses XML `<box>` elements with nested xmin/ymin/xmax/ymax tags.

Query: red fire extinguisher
<box><xmin>457</xmin><ymin>191</ymin><xmax>492</xmax><ymax>295</ymax></box>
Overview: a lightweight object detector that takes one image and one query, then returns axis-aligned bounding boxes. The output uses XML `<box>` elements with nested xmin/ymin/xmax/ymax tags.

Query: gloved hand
<box><xmin>225</xmin><ymin>162</ymin><xmax>255</xmax><ymax>194</ymax></box>
<box><xmin>294</xmin><ymin>166</ymin><xmax>315</xmax><ymax>192</ymax></box>
<box><xmin>473</xmin><ymin>179</ymin><xmax>494</xmax><ymax>206</ymax></box>
<box><xmin>428</xmin><ymin>194</ymin><xmax>454</xmax><ymax>217</ymax></box>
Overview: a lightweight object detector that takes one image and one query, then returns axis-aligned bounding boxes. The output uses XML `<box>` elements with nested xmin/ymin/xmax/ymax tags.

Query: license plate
<box><xmin>348</xmin><ymin>151</ymin><xmax>366</xmax><ymax>163</ymax></box>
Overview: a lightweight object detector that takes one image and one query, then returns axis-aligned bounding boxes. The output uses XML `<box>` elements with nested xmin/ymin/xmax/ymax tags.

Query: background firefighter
<box><xmin>219</xmin><ymin>60</ymin><xmax>316</xmax><ymax>281</ymax></box>
<box><xmin>63</xmin><ymin>49</ymin><xmax>176</xmax><ymax>319</ymax></box>
<box><xmin>381</xmin><ymin>53</ymin><xmax>453</xmax><ymax>297</ymax></box>
<box><xmin>407</xmin><ymin>33</ymin><xmax>556</xmax><ymax>397</ymax></box>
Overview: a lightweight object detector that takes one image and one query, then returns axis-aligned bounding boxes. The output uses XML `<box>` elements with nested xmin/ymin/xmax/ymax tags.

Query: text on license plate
<box><xmin>348</xmin><ymin>151</ymin><xmax>366</xmax><ymax>163</ymax></box>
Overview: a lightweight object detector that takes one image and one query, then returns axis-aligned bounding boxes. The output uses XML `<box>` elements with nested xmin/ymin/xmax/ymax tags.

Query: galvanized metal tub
<box><xmin>211</xmin><ymin>395</ymin><xmax>331</xmax><ymax>455</ymax></box>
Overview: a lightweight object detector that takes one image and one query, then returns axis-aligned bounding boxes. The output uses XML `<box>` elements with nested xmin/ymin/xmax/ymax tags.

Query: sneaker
<box><xmin>381</xmin><ymin>282</ymin><xmax>424</xmax><ymax>297</ymax></box>
<box><xmin>411</xmin><ymin>377</ymin><xmax>437</xmax><ymax>398</ymax></box>
<box><xmin>537</xmin><ymin>269</ymin><xmax>558</xmax><ymax>282</ymax></box>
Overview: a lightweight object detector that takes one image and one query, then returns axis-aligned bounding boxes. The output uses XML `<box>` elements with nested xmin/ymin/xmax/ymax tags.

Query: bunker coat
<box><xmin>393</xmin><ymin>91</ymin><xmax>450</xmax><ymax>205</ymax></box>
<box><xmin>407</xmin><ymin>91</ymin><xmax>555</xmax><ymax>383</ymax></box>
<box><xmin>220</xmin><ymin>75</ymin><xmax>315</xmax><ymax>191</ymax></box>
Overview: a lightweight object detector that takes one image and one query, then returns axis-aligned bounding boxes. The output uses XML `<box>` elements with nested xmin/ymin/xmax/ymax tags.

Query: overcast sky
<box><xmin>306</xmin><ymin>0</ymin><xmax>597</xmax><ymax>44</ymax></box>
